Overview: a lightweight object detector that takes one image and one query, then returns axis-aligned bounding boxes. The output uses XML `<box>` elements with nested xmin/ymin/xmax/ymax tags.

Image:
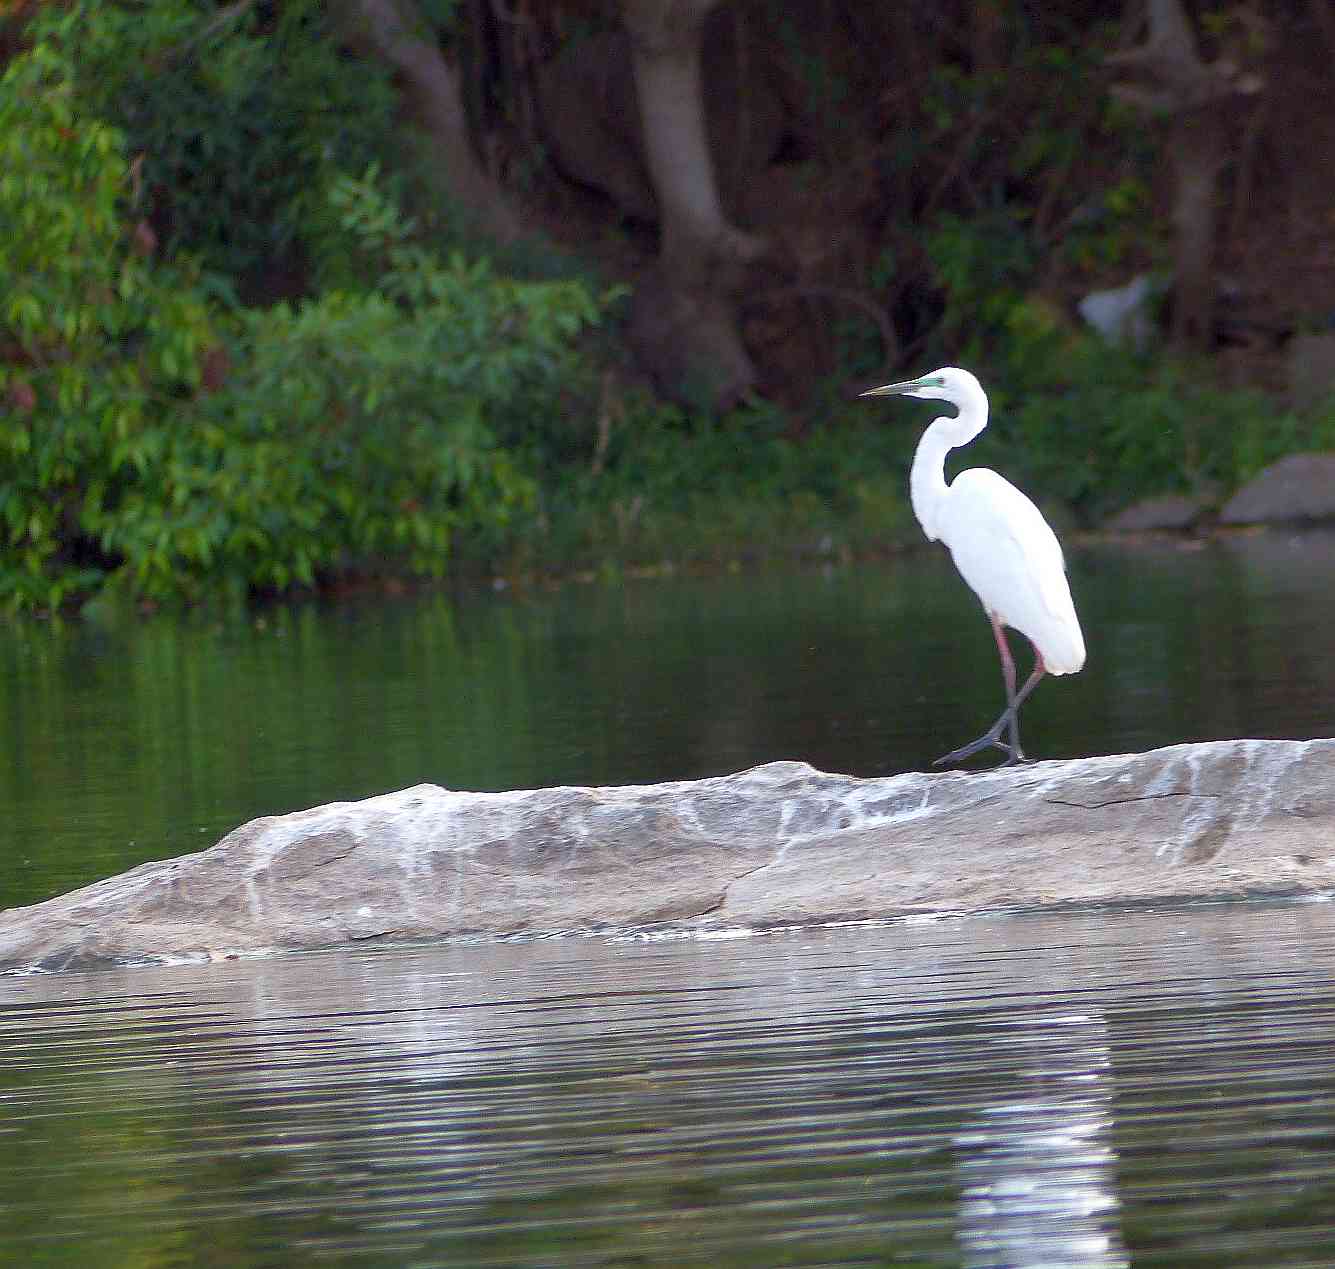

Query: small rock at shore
<box><xmin>1221</xmin><ymin>453</ymin><xmax>1335</xmax><ymax>525</ymax></box>
<box><xmin>1105</xmin><ymin>494</ymin><xmax>1206</xmax><ymax>533</ymax></box>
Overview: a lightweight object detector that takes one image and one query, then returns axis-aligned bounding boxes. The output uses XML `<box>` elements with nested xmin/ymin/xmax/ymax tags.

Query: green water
<box><xmin>6</xmin><ymin>531</ymin><xmax>1335</xmax><ymax>1268</ymax></box>
<box><xmin>4</xmin><ymin>530</ymin><xmax>1335</xmax><ymax>909</ymax></box>
<box><xmin>8</xmin><ymin>905</ymin><xmax>1335</xmax><ymax>1266</ymax></box>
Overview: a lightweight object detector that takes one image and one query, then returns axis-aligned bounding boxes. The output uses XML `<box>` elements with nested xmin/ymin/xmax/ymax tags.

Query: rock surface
<box><xmin>1221</xmin><ymin>453</ymin><xmax>1335</xmax><ymax>524</ymax></box>
<box><xmin>4</xmin><ymin>740</ymin><xmax>1335</xmax><ymax>973</ymax></box>
<box><xmin>1104</xmin><ymin>494</ymin><xmax>1205</xmax><ymax>532</ymax></box>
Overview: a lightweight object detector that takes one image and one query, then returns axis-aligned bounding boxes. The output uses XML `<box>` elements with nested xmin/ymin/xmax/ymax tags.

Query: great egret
<box><xmin>861</xmin><ymin>367</ymin><xmax>1085</xmax><ymax>767</ymax></box>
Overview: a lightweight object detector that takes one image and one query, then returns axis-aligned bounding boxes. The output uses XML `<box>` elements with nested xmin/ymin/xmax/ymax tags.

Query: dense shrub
<box><xmin>61</xmin><ymin>0</ymin><xmax>398</xmax><ymax>292</ymax></box>
<box><xmin>921</xmin><ymin>206</ymin><xmax>1335</xmax><ymax>518</ymax></box>
<box><xmin>0</xmin><ymin>41</ymin><xmax>218</xmax><ymax>612</ymax></box>
<box><xmin>3</xmin><ymin>0</ymin><xmax>1331</xmax><ymax>622</ymax></box>
<box><xmin>179</xmin><ymin>171</ymin><xmax>605</xmax><ymax>597</ymax></box>
<box><xmin>962</xmin><ymin>337</ymin><xmax>1335</xmax><ymax>521</ymax></box>
<box><xmin>523</xmin><ymin>395</ymin><xmax>917</xmax><ymax>572</ymax></box>
<box><xmin>0</xmin><ymin>36</ymin><xmax>604</xmax><ymax>613</ymax></box>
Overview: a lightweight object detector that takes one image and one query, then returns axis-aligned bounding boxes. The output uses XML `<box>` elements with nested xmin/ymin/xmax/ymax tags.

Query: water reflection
<box><xmin>7</xmin><ymin>905</ymin><xmax>1335</xmax><ymax>1264</ymax></box>
<box><xmin>1083</xmin><ymin>529</ymin><xmax>1335</xmax><ymax>753</ymax></box>
<box><xmin>954</xmin><ymin>1010</ymin><xmax>1127</xmax><ymax>1268</ymax></box>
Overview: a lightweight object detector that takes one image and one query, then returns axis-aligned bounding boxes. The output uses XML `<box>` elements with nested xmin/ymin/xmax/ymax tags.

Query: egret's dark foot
<box><xmin>933</xmin><ymin>726</ymin><xmax>1009</xmax><ymax>767</ymax></box>
<box><xmin>934</xmin><ymin>727</ymin><xmax>1036</xmax><ymax>769</ymax></box>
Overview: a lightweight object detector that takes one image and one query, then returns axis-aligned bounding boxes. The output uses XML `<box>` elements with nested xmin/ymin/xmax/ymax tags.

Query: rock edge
<box><xmin>4</xmin><ymin>739</ymin><xmax>1335</xmax><ymax>974</ymax></box>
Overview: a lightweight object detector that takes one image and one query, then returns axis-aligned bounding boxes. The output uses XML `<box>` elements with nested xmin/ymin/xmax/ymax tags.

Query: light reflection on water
<box><xmin>954</xmin><ymin>1011</ymin><xmax>1126</xmax><ymax>1268</ymax></box>
<box><xmin>5</xmin><ymin>903</ymin><xmax>1335</xmax><ymax>1265</ymax></box>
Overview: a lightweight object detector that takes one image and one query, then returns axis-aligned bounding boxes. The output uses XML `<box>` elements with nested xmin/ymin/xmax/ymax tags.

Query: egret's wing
<box><xmin>939</xmin><ymin>469</ymin><xmax>1085</xmax><ymax>673</ymax></box>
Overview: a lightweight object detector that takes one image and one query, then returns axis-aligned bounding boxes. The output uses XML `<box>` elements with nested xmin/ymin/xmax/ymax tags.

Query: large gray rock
<box><xmin>4</xmin><ymin>740</ymin><xmax>1335</xmax><ymax>974</ymax></box>
<box><xmin>1221</xmin><ymin>453</ymin><xmax>1335</xmax><ymax>524</ymax></box>
<box><xmin>1104</xmin><ymin>494</ymin><xmax>1205</xmax><ymax>532</ymax></box>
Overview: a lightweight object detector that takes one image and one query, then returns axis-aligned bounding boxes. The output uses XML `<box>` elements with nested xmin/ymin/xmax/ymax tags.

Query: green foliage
<box><xmin>903</xmin><ymin>27</ymin><xmax>1295</xmax><ymax>522</ymax></box>
<box><xmin>909</xmin><ymin>30</ymin><xmax>1161</xmax><ymax>371</ymax></box>
<box><xmin>162</xmin><ymin>171</ymin><xmax>606</xmax><ymax>597</ymax></box>
<box><xmin>5</xmin><ymin>0</ymin><xmax>1334</xmax><ymax>620</ymax></box>
<box><xmin>972</xmin><ymin>340</ymin><xmax>1335</xmax><ymax>521</ymax></box>
<box><xmin>42</xmin><ymin>0</ymin><xmax>397</xmax><ymax>288</ymax></box>
<box><xmin>928</xmin><ymin>210</ymin><xmax>1039</xmax><ymax>353</ymax></box>
<box><xmin>0</xmin><ymin>41</ymin><xmax>218</xmax><ymax>613</ymax></box>
<box><xmin>518</xmin><ymin>395</ymin><xmax>916</xmax><ymax>572</ymax></box>
<box><xmin>0</xmin><ymin>30</ymin><xmax>604</xmax><ymax>613</ymax></box>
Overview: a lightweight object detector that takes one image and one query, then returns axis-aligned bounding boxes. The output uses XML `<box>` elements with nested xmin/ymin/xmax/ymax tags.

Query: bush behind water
<box><xmin>0</xmin><ymin>34</ymin><xmax>604</xmax><ymax>613</ymax></box>
<box><xmin>924</xmin><ymin>211</ymin><xmax>1335</xmax><ymax>518</ymax></box>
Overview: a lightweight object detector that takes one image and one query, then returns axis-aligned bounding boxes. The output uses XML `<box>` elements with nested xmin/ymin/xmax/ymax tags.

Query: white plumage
<box><xmin>936</xmin><ymin>468</ymin><xmax>1086</xmax><ymax>676</ymax></box>
<box><xmin>862</xmin><ymin>366</ymin><xmax>1085</xmax><ymax>765</ymax></box>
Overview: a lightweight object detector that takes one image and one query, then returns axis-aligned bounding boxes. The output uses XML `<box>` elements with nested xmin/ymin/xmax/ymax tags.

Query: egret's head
<box><xmin>860</xmin><ymin>366</ymin><xmax>981</xmax><ymax>405</ymax></box>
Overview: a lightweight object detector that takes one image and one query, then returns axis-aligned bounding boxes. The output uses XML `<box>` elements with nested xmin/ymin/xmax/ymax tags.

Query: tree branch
<box><xmin>344</xmin><ymin>0</ymin><xmax>523</xmax><ymax>242</ymax></box>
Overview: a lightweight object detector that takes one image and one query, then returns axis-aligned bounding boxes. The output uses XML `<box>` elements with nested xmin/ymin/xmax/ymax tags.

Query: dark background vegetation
<box><xmin>3</xmin><ymin>0</ymin><xmax>1334</xmax><ymax>614</ymax></box>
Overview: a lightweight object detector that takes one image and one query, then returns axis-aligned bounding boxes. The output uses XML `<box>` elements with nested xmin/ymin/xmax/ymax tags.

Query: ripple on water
<box><xmin>4</xmin><ymin>901</ymin><xmax>1335</xmax><ymax>1266</ymax></box>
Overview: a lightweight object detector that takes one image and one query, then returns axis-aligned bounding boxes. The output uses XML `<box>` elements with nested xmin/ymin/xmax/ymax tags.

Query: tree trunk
<box><xmin>343</xmin><ymin>0</ymin><xmax>522</xmax><ymax>243</ymax></box>
<box><xmin>1170</xmin><ymin>110</ymin><xmax>1226</xmax><ymax>350</ymax></box>
<box><xmin>622</xmin><ymin>0</ymin><xmax>766</xmax><ymax>409</ymax></box>
<box><xmin>1109</xmin><ymin>0</ymin><xmax>1262</xmax><ymax>353</ymax></box>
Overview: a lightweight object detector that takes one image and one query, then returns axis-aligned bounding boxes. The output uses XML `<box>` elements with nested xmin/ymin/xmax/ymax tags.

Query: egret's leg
<box><xmin>990</xmin><ymin>615</ymin><xmax>1020</xmax><ymax>755</ymax></box>
<box><xmin>1002</xmin><ymin>658</ymin><xmax>1046</xmax><ymax>764</ymax></box>
<box><xmin>934</xmin><ymin>651</ymin><xmax>1048</xmax><ymax>768</ymax></box>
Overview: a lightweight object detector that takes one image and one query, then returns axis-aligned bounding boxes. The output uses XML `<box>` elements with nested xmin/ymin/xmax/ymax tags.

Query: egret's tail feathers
<box><xmin>1042</xmin><ymin>620</ymin><xmax>1086</xmax><ymax>676</ymax></box>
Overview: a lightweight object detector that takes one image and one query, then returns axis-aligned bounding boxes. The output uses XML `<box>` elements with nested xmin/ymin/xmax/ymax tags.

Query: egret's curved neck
<box><xmin>909</xmin><ymin>387</ymin><xmax>988</xmax><ymax>541</ymax></box>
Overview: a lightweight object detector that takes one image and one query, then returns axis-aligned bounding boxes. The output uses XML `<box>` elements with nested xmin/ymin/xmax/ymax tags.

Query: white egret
<box><xmin>862</xmin><ymin>367</ymin><xmax>1085</xmax><ymax>767</ymax></box>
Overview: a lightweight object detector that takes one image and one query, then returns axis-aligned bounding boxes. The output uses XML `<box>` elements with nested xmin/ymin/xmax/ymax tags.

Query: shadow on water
<box><xmin>4</xmin><ymin>529</ymin><xmax>1335</xmax><ymax>908</ymax></box>
<box><xmin>6</xmin><ymin>904</ymin><xmax>1335</xmax><ymax>1264</ymax></box>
